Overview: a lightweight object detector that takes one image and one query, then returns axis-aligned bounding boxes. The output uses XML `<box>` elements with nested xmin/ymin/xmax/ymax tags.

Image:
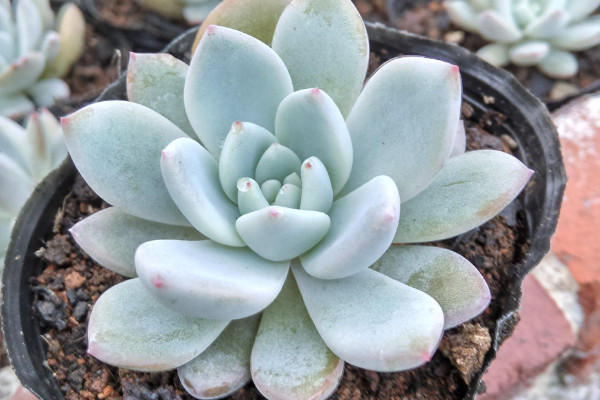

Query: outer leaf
<box><xmin>271</xmin><ymin>0</ymin><xmax>368</xmax><ymax>117</ymax></box>
<box><xmin>523</xmin><ymin>10</ymin><xmax>569</xmax><ymax>38</ymax></box>
<box><xmin>87</xmin><ymin>279</ymin><xmax>229</xmax><ymax>371</ymax></box>
<box><xmin>450</xmin><ymin>121</ymin><xmax>466</xmax><ymax>158</ymax></box>
<box><xmin>475</xmin><ymin>10</ymin><xmax>523</xmax><ymax>42</ymax></box>
<box><xmin>219</xmin><ymin>121</ymin><xmax>278</xmax><ymax>203</ymax></box>
<box><xmin>275</xmin><ymin>88</ymin><xmax>353</xmax><ymax>194</ymax></box>
<box><xmin>16</xmin><ymin>0</ymin><xmax>42</xmax><ymax>56</ymax></box>
<box><xmin>394</xmin><ymin>150</ymin><xmax>533</xmax><ymax>243</ymax></box>
<box><xmin>179</xmin><ymin>316</ymin><xmax>261</xmax><ymax>400</ymax></box>
<box><xmin>508</xmin><ymin>41</ymin><xmax>551</xmax><ymax>66</ymax></box>
<box><xmin>42</xmin><ymin>3</ymin><xmax>85</xmax><ymax>79</ymax></box>
<box><xmin>236</xmin><ymin>206</ymin><xmax>330</xmax><ymax>261</ymax></box>
<box><xmin>136</xmin><ymin>240</ymin><xmax>290</xmax><ymax>319</ymax></box>
<box><xmin>445</xmin><ymin>1</ymin><xmax>479</xmax><ymax>32</ymax></box>
<box><xmin>185</xmin><ymin>25</ymin><xmax>293</xmax><ymax>159</ymax></box>
<box><xmin>301</xmin><ymin>176</ymin><xmax>399</xmax><ymax>280</ymax></box>
<box><xmin>344</xmin><ymin>57</ymin><xmax>461</xmax><ymax>201</ymax></box>
<box><xmin>195</xmin><ymin>0</ymin><xmax>292</xmax><ymax>48</ymax></box>
<box><xmin>161</xmin><ymin>137</ymin><xmax>243</xmax><ymax>247</ymax></box>
<box><xmin>476</xmin><ymin>43</ymin><xmax>510</xmax><ymax>67</ymax></box>
<box><xmin>26</xmin><ymin>78</ymin><xmax>69</xmax><ymax>107</ymax></box>
<box><xmin>62</xmin><ymin>101</ymin><xmax>190</xmax><ymax>226</ymax></box>
<box><xmin>566</xmin><ymin>0</ymin><xmax>600</xmax><ymax>21</ymax></box>
<box><xmin>0</xmin><ymin>116</ymin><xmax>30</xmax><ymax>173</ymax></box>
<box><xmin>0</xmin><ymin>154</ymin><xmax>33</xmax><ymax>215</ymax></box>
<box><xmin>538</xmin><ymin>49</ymin><xmax>579</xmax><ymax>78</ymax></box>
<box><xmin>24</xmin><ymin>109</ymin><xmax>67</xmax><ymax>181</ymax></box>
<box><xmin>252</xmin><ymin>272</ymin><xmax>344</xmax><ymax>400</ymax></box>
<box><xmin>550</xmin><ymin>17</ymin><xmax>600</xmax><ymax>51</ymax></box>
<box><xmin>372</xmin><ymin>245</ymin><xmax>491</xmax><ymax>329</ymax></box>
<box><xmin>127</xmin><ymin>53</ymin><xmax>195</xmax><ymax>135</ymax></box>
<box><xmin>70</xmin><ymin>207</ymin><xmax>205</xmax><ymax>277</ymax></box>
<box><xmin>0</xmin><ymin>92</ymin><xmax>34</xmax><ymax>119</ymax></box>
<box><xmin>0</xmin><ymin>52</ymin><xmax>45</xmax><ymax>93</ymax></box>
<box><xmin>293</xmin><ymin>266</ymin><xmax>444</xmax><ymax>372</ymax></box>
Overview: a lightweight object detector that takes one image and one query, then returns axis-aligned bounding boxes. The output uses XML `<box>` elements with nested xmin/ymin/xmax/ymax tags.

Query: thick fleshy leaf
<box><xmin>475</xmin><ymin>10</ymin><xmax>523</xmax><ymax>42</ymax></box>
<box><xmin>0</xmin><ymin>52</ymin><xmax>45</xmax><ymax>93</ymax></box>
<box><xmin>538</xmin><ymin>49</ymin><xmax>579</xmax><ymax>78</ymax></box>
<box><xmin>62</xmin><ymin>101</ymin><xmax>189</xmax><ymax>226</ymax></box>
<box><xmin>127</xmin><ymin>53</ymin><xmax>195</xmax><ymax>135</ymax></box>
<box><xmin>179</xmin><ymin>316</ymin><xmax>260</xmax><ymax>400</ymax></box>
<box><xmin>24</xmin><ymin>109</ymin><xmax>67</xmax><ymax>181</ymax></box>
<box><xmin>42</xmin><ymin>3</ymin><xmax>85</xmax><ymax>79</ymax></box>
<box><xmin>271</xmin><ymin>0</ymin><xmax>368</xmax><ymax>117</ymax></box>
<box><xmin>0</xmin><ymin>92</ymin><xmax>34</xmax><ymax>119</ymax></box>
<box><xmin>0</xmin><ymin>116</ymin><xmax>30</xmax><ymax>172</ymax></box>
<box><xmin>273</xmin><ymin>183</ymin><xmax>301</xmax><ymax>208</ymax></box>
<box><xmin>182</xmin><ymin>0</ymin><xmax>222</xmax><ymax>24</ymax></box>
<box><xmin>236</xmin><ymin>206</ymin><xmax>330</xmax><ymax>261</ymax></box>
<box><xmin>344</xmin><ymin>57</ymin><xmax>461</xmax><ymax>201</ymax></box>
<box><xmin>70</xmin><ymin>207</ymin><xmax>205</xmax><ymax>277</ymax></box>
<box><xmin>185</xmin><ymin>25</ymin><xmax>293</xmax><ymax>159</ymax></box>
<box><xmin>395</xmin><ymin>150</ymin><xmax>533</xmax><ymax>243</ymax></box>
<box><xmin>523</xmin><ymin>10</ymin><xmax>569</xmax><ymax>38</ymax></box>
<box><xmin>283</xmin><ymin>172</ymin><xmax>301</xmax><ymax>187</ymax></box>
<box><xmin>476</xmin><ymin>43</ymin><xmax>510</xmax><ymax>67</ymax></box>
<box><xmin>450</xmin><ymin>121</ymin><xmax>466</xmax><ymax>158</ymax></box>
<box><xmin>293</xmin><ymin>266</ymin><xmax>444</xmax><ymax>372</ymax></box>
<box><xmin>161</xmin><ymin>137</ymin><xmax>243</xmax><ymax>247</ymax></box>
<box><xmin>550</xmin><ymin>17</ymin><xmax>600</xmax><ymax>51</ymax></box>
<box><xmin>300</xmin><ymin>157</ymin><xmax>333</xmax><ymax>213</ymax></box>
<box><xmin>238</xmin><ymin>177</ymin><xmax>269</xmax><ymax>214</ymax></box>
<box><xmin>40</xmin><ymin>32</ymin><xmax>60</xmax><ymax>62</ymax></box>
<box><xmin>261</xmin><ymin>179</ymin><xmax>282</xmax><ymax>202</ymax></box>
<box><xmin>300</xmin><ymin>176</ymin><xmax>399</xmax><ymax>279</ymax></box>
<box><xmin>275</xmin><ymin>88</ymin><xmax>353</xmax><ymax>194</ymax></box>
<box><xmin>566</xmin><ymin>0</ymin><xmax>600</xmax><ymax>21</ymax></box>
<box><xmin>372</xmin><ymin>245</ymin><xmax>491</xmax><ymax>329</ymax></box>
<box><xmin>252</xmin><ymin>272</ymin><xmax>344</xmax><ymax>400</ymax></box>
<box><xmin>445</xmin><ymin>1</ymin><xmax>478</xmax><ymax>31</ymax></box>
<box><xmin>0</xmin><ymin>154</ymin><xmax>33</xmax><ymax>215</ymax></box>
<box><xmin>16</xmin><ymin>0</ymin><xmax>42</xmax><ymax>56</ymax></box>
<box><xmin>195</xmin><ymin>0</ymin><xmax>292</xmax><ymax>48</ymax></box>
<box><xmin>87</xmin><ymin>279</ymin><xmax>229</xmax><ymax>371</ymax></box>
<box><xmin>508</xmin><ymin>41</ymin><xmax>551</xmax><ymax>66</ymax></box>
<box><xmin>254</xmin><ymin>143</ymin><xmax>301</xmax><ymax>184</ymax></box>
<box><xmin>136</xmin><ymin>240</ymin><xmax>290</xmax><ymax>319</ymax></box>
<box><xmin>219</xmin><ymin>121</ymin><xmax>278</xmax><ymax>202</ymax></box>
<box><xmin>26</xmin><ymin>78</ymin><xmax>69</xmax><ymax>107</ymax></box>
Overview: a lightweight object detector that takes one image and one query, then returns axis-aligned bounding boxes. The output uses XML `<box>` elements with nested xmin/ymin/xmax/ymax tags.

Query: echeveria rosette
<box><xmin>0</xmin><ymin>0</ymin><xmax>85</xmax><ymax>118</ymax></box>
<box><xmin>0</xmin><ymin>110</ymin><xmax>67</xmax><ymax>268</ymax></box>
<box><xmin>62</xmin><ymin>0</ymin><xmax>533</xmax><ymax>399</ymax></box>
<box><xmin>135</xmin><ymin>0</ymin><xmax>222</xmax><ymax>24</ymax></box>
<box><xmin>445</xmin><ymin>0</ymin><xmax>600</xmax><ymax>78</ymax></box>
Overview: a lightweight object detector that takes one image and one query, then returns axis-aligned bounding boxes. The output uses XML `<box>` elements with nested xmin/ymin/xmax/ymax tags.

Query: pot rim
<box><xmin>1</xmin><ymin>24</ymin><xmax>566</xmax><ymax>400</ymax></box>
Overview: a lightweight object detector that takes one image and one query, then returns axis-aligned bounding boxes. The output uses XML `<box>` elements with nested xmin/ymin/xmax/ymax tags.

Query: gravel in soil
<box><xmin>32</xmin><ymin>67</ymin><xmax>530</xmax><ymax>400</ymax></box>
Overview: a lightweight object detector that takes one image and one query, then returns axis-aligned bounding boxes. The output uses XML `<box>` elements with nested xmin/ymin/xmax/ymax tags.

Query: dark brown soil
<box><xmin>380</xmin><ymin>0</ymin><xmax>600</xmax><ymax>101</ymax></box>
<box><xmin>31</xmin><ymin>49</ymin><xmax>530</xmax><ymax>399</ymax></box>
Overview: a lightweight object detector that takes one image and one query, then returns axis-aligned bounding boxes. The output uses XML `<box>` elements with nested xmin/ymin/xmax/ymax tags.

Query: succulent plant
<box><xmin>0</xmin><ymin>0</ymin><xmax>86</xmax><ymax>118</ymax></box>
<box><xmin>62</xmin><ymin>0</ymin><xmax>532</xmax><ymax>398</ymax></box>
<box><xmin>445</xmin><ymin>0</ymin><xmax>600</xmax><ymax>77</ymax></box>
<box><xmin>136</xmin><ymin>0</ymin><xmax>222</xmax><ymax>24</ymax></box>
<box><xmin>0</xmin><ymin>110</ymin><xmax>67</xmax><ymax>268</ymax></box>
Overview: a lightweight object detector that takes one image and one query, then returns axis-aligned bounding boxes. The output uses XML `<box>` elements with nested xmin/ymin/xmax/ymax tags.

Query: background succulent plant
<box><xmin>0</xmin><ymin>0</ymin><xmax>85</xmax><ymax>118</ymax></box>
<box><xmin>135</xmin><ymin>0</ymin><xmax>222</xmax><ymax>24</ymax></box>
<box><xmin>0</xmin><ymin>110</ymin><xmax>66</xmax><ymax>269</ymax></box>
<box><xmin>62</xmin><ymin>0</ymin><xmax>532</xmax><ymax>399</ymax></box>
<box><xmin>445</xmin><ymin>0</ymin><xmax>600</xmax><ymax>77</ymax></box>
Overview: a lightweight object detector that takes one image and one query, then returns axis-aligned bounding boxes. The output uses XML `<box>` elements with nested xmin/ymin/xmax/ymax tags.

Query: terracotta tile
<box><xmin>479</xmin><ymin>274</ymin><xmax>576</xmax><ymax>400</ymax></box>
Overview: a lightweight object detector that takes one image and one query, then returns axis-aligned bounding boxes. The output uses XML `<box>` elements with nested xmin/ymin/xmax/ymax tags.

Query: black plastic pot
<box><xmin>2</xmin><ymin>24</ymin><xmax>566</xmax><ymax>400</ymax></box>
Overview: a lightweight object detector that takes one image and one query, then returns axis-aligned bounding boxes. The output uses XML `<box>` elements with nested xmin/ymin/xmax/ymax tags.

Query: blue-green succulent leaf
<box><xmin>238</xmin><ymin>177</ymin><xmax>270</xmax><ymax>215</ymax></box>
<box><xmin>136</xmin><ymin>240</ymin><xmax>289</xmax><ymax>319</ymax></box>
<box><xmin>273</xmin><ymin>183</ymin><xmax>301</xmax><ymax>209</ymax></box>
<box><xmin>508</xmin><ymin>41</ymin><xmax>551</xmax><ymax>66</ymax></box>
<box><xmin>252</xmin><ymin>271</ymin><xmax>344</xmax><ymax>400</ymax></box>
<box><xmin>236</xmin><ymin>206</ymin><xmax>330</xmax><ymax>262</ymax></box>
<box><xmin>475</xmin><ymin>10</ymin><xmax>522</xmax><ymax>42</ymax></box>
<box><xmin>538</xmin><ymin>49</ymin><xmax>578</xmax><ymax>78</ymax></box>
<box><xmin>271</xmin><ymin>0</ymin><xmax>369</xmax><ymax>117</ymax></box>
<box><xmin>344</xmin><ymin>57</ymin><xmax>462</xmax><ymax>201</ymax></box>
<box><xmin>566</xmin><ymin>0</ymin><xmax>600</xmax><ymax>20</ymax></box>
<box><xmin>254</xmin><ymin>143</ymin><xmax>302</xmax><ymax>184</ymax></box>
<box><xmin>275</xmin><ymin>88</ymin><xmax>353</xmax><ymax>194</ymax></box>
<box><xmin>394</xmin><ymin>150</ymin><xmax>533</xmax><ymax>243</ymax></box>
<box><xmin>161</xmin><ymin>137</ymin><xmax>244</xmax><ymax>247</ymax></box>
<box><xmin>179</xmin><ymin>315</ymin><xmax>260</xmax><ymax>400</ymax></box>
<box><xmin>219</xmin><ymin>121</ymin><xmax>278</xmax><ymax>203</ymax></box>
<box><xmin>127</xmin><ymin>53</ymin><xmax>195</xmax><ymax>136</ymax></box>
<box><xmin>523</xmin><ymin>10</ymin><xmax>568</xmax><ymax>38</ymax></box>
<box><xmin>87</xmin><ymin>279</ymin><xmax>229</xmax><ymax>371</ymax></box>
<box><xmin>445</xmin><ymin>1</ymin><xmax>478</xmax><ymax>32</ymax></box>
<box><xmin>283</xmin><ymin>172</ymin><xmax>301</xmax><ymax>188</ymax></box>
<box><xmin>372</xmin><ymin>245</ymin><xmax>491</xmax><ymax>329</ymax></box>
<box><xmin>261</xmin><ymin>179</ymin><xmax>282</xmax><ymax>203</ymax></box>
<box><xmin>62</xmin><ymin>101</ymin><xmax>189</xmax><ymax>226</ymax></box>
<box><xmin>0</xmin><ymin>52</ymin><xmax>45</xmax><ymax>93</ymax></box>
<box><xmin>476</xmin><ymin>43</ymin><xmax>510</xmax><ymax>66</ymax></box>
<box><xmin>550</xmin><ymin>16</ymin><xmax>600</xmax><ymax>51</ymax></box>
<box><xmin>70</xmin><ymin>207</ymin><xmax>205</xmax><ymax>277</ymax></box>
<box><xmin>182</xmin><ymin>0</ymin><xmax>223</xmax><ymax>24</ymax></box>
<box><xmin>300</xmin><ymin>157</ymin><xmax>333</xmax><ymax>213</ymax></box>
<box><xmin>0</xmin><ymin>154</ymin><xmax>33</xmax><ymax>215</ymax></box>
<box><xmin>0</xmin><ymin>92</ymin><xmax>34</xmax><ymax>119</ymax></box>
<box><xmin>185</xmin><ymin>25</ymin><xmax>293</xmax><ymax>159</ymax></box>
<box><xmin>26</xmin><ymin>78</ymin><xmax>69</xmax><ymax>108</ymax></box>
<box><xmin>301</xmin><ymin>176</ymin><xmax>399</xmax><ymax>279</ymax></box>
<box><xmin>292</xmin><ymin>266</ymin><xmax>444</xmax><ymax>372</ymax></box>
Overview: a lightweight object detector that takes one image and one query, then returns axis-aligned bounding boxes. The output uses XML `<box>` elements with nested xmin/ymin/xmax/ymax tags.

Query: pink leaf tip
<box><xmin>152</xmin><ymin>275</ymin><xmax>165</xmax><ymax>289</ymax></box>
<box><xmin>269</xmin><ymin>206</ymin><xmax>284</xmax><ymax>220</ymax></box>
<box><xmin>232</xmin><ymin>121</ymin><xmax>243</xmax><ymax>134</ymax></box>
<box><xmin>207</xmin><ymin>25</ymin><xmax>217</xmax><ymax>35</ymax></box>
